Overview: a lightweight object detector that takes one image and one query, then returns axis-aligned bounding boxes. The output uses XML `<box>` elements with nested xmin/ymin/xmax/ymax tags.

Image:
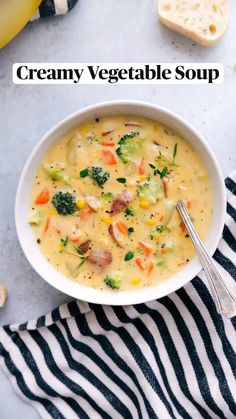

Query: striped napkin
<box><xmin>31</xmin><ymin>0</ymin><xmax>79</xmax><ymax>20</ymax></box>
<box><xmin>0</xmin><ymin>173</ymin><xmax>236</xmax><ymax>419</ymax></box>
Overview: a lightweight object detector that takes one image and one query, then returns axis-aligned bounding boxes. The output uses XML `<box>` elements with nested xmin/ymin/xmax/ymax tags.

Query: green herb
<box><xmin>149</xmin><ymin>162</ymin><xmax>168</xmax><ymax>179</ymax></box>
<box><xmin>80</xmin><ymin>168</ymin><xmax>89</xmax><ymax>178</ymax></box>
<box><xmin>124</xmin><ymin>251</ymin><xmax>134</xmax><ymax>261</ymax></box>
<box><xmin>125</xmin><ymin>206</ymin><xmax>135</xmax><ymax>216</ymax></box>
<box><xmin>52</xmin><ymin>191</ymin><xmax>77</xmax><ymax>215</ymax></box>
<box><xmin>59</xmin><ymin>236</ymin><xmax>69</xmax><ymax>252</ymax></box>
<box><xmin>116</xmin><ymin>177</ymin><xmax>126</xmax><ymax>184</ymax></box>
<box><xmin>154</xmin><ymin>166</ymin><xmax>168</xmax><ymax>179</ymax></box>
<box><xmin>74</xmin><ymin>246</ymin><xmax>87</xmax><ymax>267</ymax></box>
<box><xmin>172</xmin><ymin>143</ymin><xmax>178</xmax><ymax>165</ymax></box>
<box><xmin>128</xmin><ymin>227</ymin><xmax>134</xmax><ymax>235</ymax></box>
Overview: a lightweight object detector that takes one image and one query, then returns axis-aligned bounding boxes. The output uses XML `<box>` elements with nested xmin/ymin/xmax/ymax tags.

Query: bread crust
<box><xmin>159</xmin><ymin>0</ymin><xmax>229</xmax><ymax>47</ymax></box>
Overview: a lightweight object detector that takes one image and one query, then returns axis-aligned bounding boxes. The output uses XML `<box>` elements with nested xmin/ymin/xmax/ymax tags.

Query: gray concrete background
<box><xmin>0</xmin><ymin>0</ymin><xmax>236</xmax><ymax>417</ymax></box>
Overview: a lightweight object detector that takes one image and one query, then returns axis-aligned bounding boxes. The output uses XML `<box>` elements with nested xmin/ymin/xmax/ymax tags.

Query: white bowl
<box><xmin>15</xmin><ymin>100</ymin><xmax>226</xmax><ymax>305</ymax></box>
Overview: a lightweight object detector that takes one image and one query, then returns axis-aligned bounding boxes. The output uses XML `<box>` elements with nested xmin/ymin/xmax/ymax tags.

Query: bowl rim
<box><xmin>15</xmin><ymin>100</ymin><xmax>226</xmax><ymax>305</ymax></box>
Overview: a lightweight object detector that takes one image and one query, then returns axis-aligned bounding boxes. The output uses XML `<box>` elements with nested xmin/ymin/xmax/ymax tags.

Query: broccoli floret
<box><xmin>43</xmin><ymin>163</ymin><xmax>68</xmax><ymax>182</ymax></box>
<box><xmin>137</xmin><ymin>180</ymin><xmax>164</xmax><ymax>204</ymax></box>
<box><xmin>101</xmin><ymin>192</ymin><xmax>113</xmax><ymax>201</ymax></box>
<box><xmin>104</xmin><ymin>274</ymin><xmax>120</xmax><ymax>290</ymax></box>
<box><xmin>52</xmin><ymin>191</ymin><xmax>76</xmax><ymax>215</ymax></box>
<box><xmin>91</xmin><ymin>166</ymin><xmax>109</xmax><ymax>188</ymax></box>
<box><xmin>125</xmin><ymin>206</ymin><xmax>135</xmax><ymax>216</ymax></box>
<box><xmin>116</xmin><ymin>131</ymin><xmax>144</xmax><ymax>163</ymax></box>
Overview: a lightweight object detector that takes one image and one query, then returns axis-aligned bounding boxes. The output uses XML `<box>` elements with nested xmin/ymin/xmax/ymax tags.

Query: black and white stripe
<box><xmin>30</xmin><ymin>0</ymin><xmax>79</xmax><ymax>21</ymax></box>
<box><xmin>0</xmin><ymin>173</ymin><xmax>236</xmax><ymax>418</ymax></box>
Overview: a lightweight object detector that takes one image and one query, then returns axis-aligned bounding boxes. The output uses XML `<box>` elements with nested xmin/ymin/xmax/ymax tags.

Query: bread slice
<box><xmin>0</xmin><ymin>284</ymin><xmax>8</xmax><ymax>308</ymax></box>
<box><xmin>158</xmin><ymin>0</ymin><xmax>229</xmax><ymax>47</ymax></box>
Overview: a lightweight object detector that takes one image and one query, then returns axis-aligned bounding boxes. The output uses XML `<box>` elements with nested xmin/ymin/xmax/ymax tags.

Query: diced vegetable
<box><xmin>138</xmin><ymin>240</ymin><xmax>153</xmax><ymax>256</ymax></box>
<box><xmin>35</xmin><ymin>188</ymin><xmax>50</xmax><ymax>205</ymax></box>
<box><xmin>102</xmin><ymin>141</ymin><xmax>115</xmax><ymax>146</ymax></box>
<box><xmin>66</xmin><ymin>134</ymin><xmax>81</xmax><ymax>165</ymax></box>
<box><xmin>138</xmin><ymin>158</ymin><xmax>145</xmax><ymax>175</ymax></box>
<box><xmin>69</xmin><ymin>229</ymin><xmax>82</xmax><ymax>242</ymax></box>
<box><xmin>42</xmin><ymin>163</ymin><xmax>68</xmax><ymax>182</ymax></box>
<box><xmin>125</xmin><ymin>206</ymin><xmax>135</xmax><ymax>216</ymax></box>
<box><xmin>104</xmin><ymin>274</ymin><xmax>120</xmax><ymax>290</ymax></box>
<box><xmin>135</xmin><ymin>258</ymin><xmax>145</xmax><ymax>271</ymax></box>
<box><xmin>147</xmin><ymin>261</ymin><xmax>154</xmax><ymax>275</ymax></box>
<box><xmin>52</xmin><ymin>191</ymin><xmax>77</xmax><ymax>215</ymax></box>
<box><xmin>164</xmin><ymin>200</ymin><xmax>175</xmax><ymax>225</ymax></box>
<box><xmin>161</xmin><ymin>239</ymin><xmax>175</xmax><ymax>252</ymax></box>
<box><xmin>91</xmin><ymin>166</ymin><xmax>109</xmax><ymax>188</ymax></box>
<box><xmin>102</xmin><ymin>149</ymin><xmax>118</xmax><ymax>165</ymax></box>
<box><xmin>131</xmin><ymin>277</ymin><xmax>141</xmax><ymax>285</ymax></box>
<box><xmin>116</xmin><ymin>221</ymin><xmax>128</xmax><ymax>236</ymax></box>
<box><xmin>116</xmin><ymin>132</ymin><xmax>144</xmax><ymax>163</ymax></box>
<box><xmin>80</xmin><ymin>208</ymin><xmax>94</xmax><ymax>221</ymax></box>
<box><xmin>76</xmin><ymin>198</ymin><xmax>86</xmax><ymax>209</ymax></box>
<box><xmin>43</xmin><ymin>217</ymin><xmax>50</xmax><ymax>233</ymax></box>
<box><xmin>137</xmin><ymin>180</ymin><xmax>164</xmax><ymax>204</ymax></box>
<box><xmin>108</xmin><ymin>223</ymin><xmax>123</xmax><ymax>244</ymax></box>
<box><xmin>101</xmin><ymin>192</ymin><xmax>113</xmax><ymax>201</ymax></box>
<box><xmin>85</xmin><ymin>196</ymin><xmax>101</xmax><ymax>212</ymax></box>
<box><xmin>28</xmin><ymin>210</ymin><xmax>43</xmax><ymax>225</ymax></box>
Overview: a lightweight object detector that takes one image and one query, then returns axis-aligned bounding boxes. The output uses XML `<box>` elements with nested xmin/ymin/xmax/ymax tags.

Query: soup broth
<box><xmin>29</xmin><ymin>115</ymin><xmax>212</xmax><ymax>291</ymax></box>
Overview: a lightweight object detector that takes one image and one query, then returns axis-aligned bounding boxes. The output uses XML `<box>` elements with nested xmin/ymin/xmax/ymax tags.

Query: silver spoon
<box><xmin>176</xmin><ymin>200</ymin><xmax>236</xmax><ymax>318</ymax></box>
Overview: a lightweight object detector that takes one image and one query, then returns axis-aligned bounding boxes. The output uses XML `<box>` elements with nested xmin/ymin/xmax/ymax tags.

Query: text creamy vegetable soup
<box><xmin>29</xmin><ymin>115</ymin><xmax>213</xmax><ymax>291</ymax></box>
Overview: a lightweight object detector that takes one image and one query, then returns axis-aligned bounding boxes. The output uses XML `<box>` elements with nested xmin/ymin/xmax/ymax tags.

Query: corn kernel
<box><xmin>76</xmin><ymin>198</ymin><xmax>86</xmax><ymax>209</ymax></box>
<box><xmin>140</xmin><ymin>199</ymin><xmax>151</xmax><ymax>209</ymax></box>
<box><xmin>49</xmin><ymin>208</ymin><xmax>56</xmax><ymax>216</ymax></box>
<box><xmin>58</xmin><ymin>242</ymin><xmax>64</xmax><ymax>252</ymax></box>
<box><xmin>79</xmin><ymin>124</ymin><xmax>90</xmax><ymax>134</ymax></box>
<box><xmin>131</xmin><ymin>278</ymin><xmax>141</xmax><ymax>285</ymax></box>
<box><xmin>147</xmin><ymin>219</ymin><xmax>156</xmax><ymax>226</ymax></box>
<box><xmin>101</xmin><ymin>216</ymin><xmax>113</xmax><ymax>225</ymax></box>
<box><xmin>139</xmin><ymin>175</ymin><xmax>146</xmax><ymax>182</ymax></box>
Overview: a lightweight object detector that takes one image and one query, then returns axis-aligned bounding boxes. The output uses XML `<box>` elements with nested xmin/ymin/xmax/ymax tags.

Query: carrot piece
<box><xmin>69</xmin><ymin>233</ymin><xmax>81</xmax><ymax>242</ymax></box>
<box><xmin>101</xmin><ymin>141</ymin><xmax>115</xmax><ymax>146</ymax></box>
<box><xmin>147</xmin><ymin>261</ymin><xmax>154</xmax><ymax>276</ymax></box>
<box><xmin>187</xmin><ymin>200</ymin><xmax>192</xmax><ymax>210</ymax></box>
<box><xmin>138</xmin><ymin>240</ymin><xmax>153</xmax><ymax>256</ymax></box>
<box><xmin>43</xmin><ymin>217</ymin><xmax>50</xmax><ymax>233</ymax></box>
<box><xmin>180</xmin><ymin>221</ymin><xmax>187</xmax><ymax>233</ymax></box>
<box><xmin>138</xmin><ymin>158</ymin><xmax>145</xmax><ymax>175</ymax></box>
<box><xmin>102</xmin><ymin>149</ymin><xmax>118</xmax><ymax>165</ymax></box>
<box><xmin>159</xmin><ymin>215</ymin><xmax>164</xmax><ymax>222</ymax></box>
<box><xmin>116</xmin><ymin>221</ymin><xmax>128</xmax><ymax>236</ymax></box>
<box><xmin>80</xmin><ymin>209</ymin><xmax>93</xmax><ymax>221</ymax></box>
<box><xmin>102</xmin><ymin>130</ymin><xmax>114</xmax><ymax>136</ymax></box>
<box><xmin>35</xmin><ymin>187</ymin><xmax>50</xmax><ymax>205</ymax></box>
<box><xmin>135</xmin><ymin>258</ymin><xmax>145</xmax><ymax>271</ymax></box>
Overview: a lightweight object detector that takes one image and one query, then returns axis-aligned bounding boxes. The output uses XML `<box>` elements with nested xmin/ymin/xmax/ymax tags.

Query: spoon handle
<box><xmin>176</xmin><ymin>200</ymin><xmax>236</xmax><ymax>318</ymax></box>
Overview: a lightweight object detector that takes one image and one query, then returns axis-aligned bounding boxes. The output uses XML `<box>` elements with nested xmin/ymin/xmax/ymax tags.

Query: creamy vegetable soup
<box><xmin>29</xmin><ymin>115</ymin><xmax>213</xmax><ymax>291</ymax></box>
